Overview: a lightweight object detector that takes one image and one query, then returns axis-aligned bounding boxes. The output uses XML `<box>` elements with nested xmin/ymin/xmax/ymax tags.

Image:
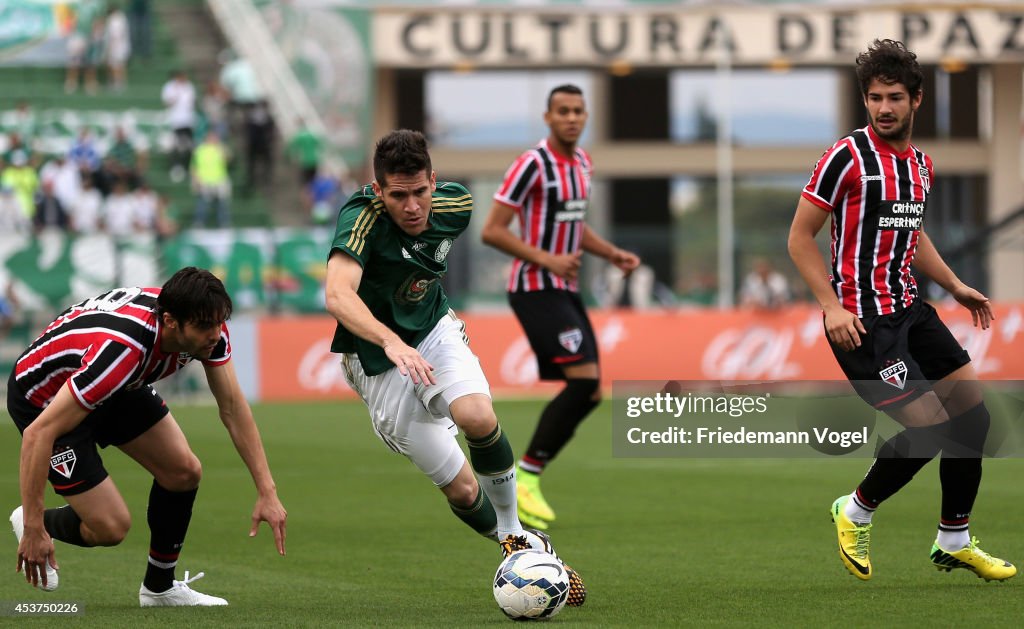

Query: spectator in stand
<box><xmin>68</xmin><ymin>128</ymin><xmax>102</xmax><ymax>175</ymax></box>
<box><xmin>0</xmin><ymin>279</ymin><xmax>19</xmax><ymax>340</ymax></box>
<box><xmin>739</xmin><ymin>257</ymin><xmax>792</xmax><ymax>310</ymax></box>
<box><xmin>2</xmin><ymin>101</ymin><xmax>38</xmax><ymax>146</ymax></box>
<box><xmin>83</xmin><ymin>16</ymin><xmax>106</xmax><ymax>95</ymax></box>
<box><xmin>39</xmin><ymin>154</ymin><xmax>83</xmax><ymax>212</ymax></box>
<box><xmin>161</xmin><ymin>70</ymin><xmax>197</xmax><ymax>184</ymax></box>
<box><xmin>68</xmin><ymin>175</ymin><xmax>103</xmax><ymax>235</ymax></box>
<box><xmin>218</xmin><ymin>50</ymin><xmax>265</xmax><ymax>130</ymax></box>
<box><xmin>1</xmin><ymin>150</ymin><xmax>38</xmax><ymax>221</ymax></box>
<box><xmin>105</xmin><ymin>126</ymin><xmax>146</xmax><ymax>187</ymax></box>
<box><xmin>286</xmin><ymin>120</ymin><xmax>322</xmax><ymax>187</ymax></box>
<box><xmin>306</xmin><ymin>165</ymin><xmax>342</xmax><ymax>226</ymax></box>
<box><xmin>191</xmin><ymin>131</ymin><xmax>231</xmax><ymax>228</ymax></box>
<box><xmin>243</xmin><ymin>100</ymin><xmax>274</xmax><ymax>193</ymax></box>
<box><xmin>201</xmin><ymin>80</ymin><xmax>231</xmax><ymax>143</ymax></box>
<box><xmin>33</xmin><ymin>180</ymin><xmax>70</xmax><ymax>233</ymax></box>
<box><xmin>64</xmin><ymin>21</ymin><xmax>88</xmax><ymax>94</ymax></box>
<box><xmin>134</xmin><ymin>179</ymin><xmax>175</xmax><ymax>238</ymax></box>
<box><xmin>0</xmin><ymin>185</ymin><xmax>30</xmax><ymax>235</ymax></box>
<box><xmin>105</xmin><ymin>5</ymin><xmax>131</xmax><ymax>91</ymax></box>
<box><xmin>101</xmin><ymin>178</ymin><xmax>139</xmax><ymax>237</ymax></box>
<box><xmin>2</xmin><ymin>132</ymin><xmax>32</xmax><ymax>167</ymax></box>
<box><xmin>128</xmin><ymin>0</ymin><xmax>151</xmax><ymax>60</ymax></box>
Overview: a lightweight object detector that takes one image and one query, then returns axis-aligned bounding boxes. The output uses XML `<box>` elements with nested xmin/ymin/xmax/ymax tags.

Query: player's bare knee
<box><xmin>451</xmin><ymin>396</ymin><xmax>499</xmax><ymax>439</ymax></box>
<box><xmin>85</xmin><ymin>510</ymin><xmax>131</xmax><ymax>546</ymax></box>
<box><xmin>159</xmin><ymin>455</ymin><xmax>202</xmax><ymax>491</ymax></box>
<box><xmin>461</xmin><ymin>412</ymin><xmax>498</xmax><ymax>440</ymax></box>
<box><xmin>444</xmin><ymin>476</ymin><xmax>480</xmax><ymax>508</ymax></box>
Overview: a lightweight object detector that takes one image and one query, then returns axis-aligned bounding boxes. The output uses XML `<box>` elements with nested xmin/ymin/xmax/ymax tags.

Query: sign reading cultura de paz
<box><xmin>374</xmin><ymin>5</ymin><xmax>1024</xmax><ymax>68</ymax></box>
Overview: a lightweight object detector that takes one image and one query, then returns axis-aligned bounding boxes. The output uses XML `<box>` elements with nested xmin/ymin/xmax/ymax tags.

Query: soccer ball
<box><xmin>493</xmin><ymin>550</ymin><xmax>570</xmax><ymax>620</ymax></box>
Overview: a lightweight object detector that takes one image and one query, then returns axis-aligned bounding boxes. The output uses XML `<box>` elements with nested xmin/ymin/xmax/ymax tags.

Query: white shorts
<box><xmin>342</xmin><ymin>310</ymin><xmax>491</xmax><ymax>487</ymax></box>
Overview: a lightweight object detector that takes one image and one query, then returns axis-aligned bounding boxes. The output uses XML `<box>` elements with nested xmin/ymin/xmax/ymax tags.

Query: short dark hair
<box><xmin>855</xmin><ymin>39</ymin><xmax>923</xmax><ymax>98</ymax></box>
<box><xmin>157</xmin><ymin>267</ymin><xmax>233</xmax><ymax>327</ymax></box>
<box><xmin>373</xmin><ymin>129</ymin><xmax>431</xmax><ymax>186</ymax></box>
<box><xmin>547</xmin><ymin>84</ymin><xmax>584</xmax><ymax>111</ymax></box>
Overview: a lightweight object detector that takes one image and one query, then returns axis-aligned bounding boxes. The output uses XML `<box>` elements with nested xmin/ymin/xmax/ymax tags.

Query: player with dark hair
<box><xmin>481</xmin><ymin>84</ymin><xmax>640</xmax><ymax>529</ymax></box>
<box><xmin>325</xmin><ymin>129</ymin><xmax>585</xmax><ymax>606</ymax></box>
<box><xmin>788</xmin><ymin>39</ymin><xmax>1015</xmax><ymax>581</ymax></box>
<box><xmin>8</xmin><ymin>266</ymin><xmax>287</xmax><ymax>604</ymax></box>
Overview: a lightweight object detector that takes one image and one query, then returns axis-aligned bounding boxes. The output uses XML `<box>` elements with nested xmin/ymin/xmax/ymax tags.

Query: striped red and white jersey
<box><xmin>13</xmin><ymin>286</ymin><xmax>231</xmax><ymax>410</ymax></box>
<box><xmin>493</xmin><ymin>138</ymin><xmax>592</xmax><ymax>293</ymax></box>
<box><xmin>802</xmin><ymin>124</ymin><xmax>933</xmax><ymax>317</ymax></box>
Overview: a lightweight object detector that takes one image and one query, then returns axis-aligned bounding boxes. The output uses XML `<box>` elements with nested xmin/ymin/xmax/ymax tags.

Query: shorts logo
<box><xmin>50</xmin><ymin>449</ymin><xmax>77</xmax><ymax>479</ymax></box>
<box><xmin>879</xmin><ymin>360</ymin><xmax>908</xmax><ymax>390</ymax></box>
<box><xmin>558</xmin><ymin>328</ymin><xmax>583</xmax><ymax>354</ymax></box>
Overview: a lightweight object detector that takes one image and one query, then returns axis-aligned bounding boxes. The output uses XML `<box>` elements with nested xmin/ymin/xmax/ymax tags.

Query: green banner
<box><xmin>0</xmin><ymin>231</ymin><xmax>159</xmax><ymax>312</ymax></box>
<box><xmin>161</xmin><ymin>228</ymin><xmax>332</xmax><ymax>314</ymax></box>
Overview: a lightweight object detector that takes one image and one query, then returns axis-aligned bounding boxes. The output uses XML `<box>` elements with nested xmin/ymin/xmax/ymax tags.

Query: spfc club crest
<box><xmin>50</xmin><ymin>448</ymin><xmax>77</xmax><ymax>479</ymax></box>
<box><xmin>558</xmin><ymin>328</ymin><xmax>583</xmax><ymax>354</ymax></box>
<box><xmin>879</xmin><ymin>360</ymin><xmax>908</xmax><ymax>390</ymax></box>
<box><xmin>919</xmin><ymin>166</ymin><xmax>930</xmax><ymax>192</ymax></box>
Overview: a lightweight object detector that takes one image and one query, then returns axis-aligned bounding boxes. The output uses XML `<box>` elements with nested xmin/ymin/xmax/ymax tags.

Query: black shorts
<box><xmin>827</xmin><ymin>299</ymin><xmax>970</xmax><ymax>410</ymax></box>
<box><xmin>508</xmin><ymin>289</ymin><xmax>599</xmax><ymax>381</ymax></box>
<box><xmin>7</xmin><ymin>372</ymin><xmax>170</xmax><ymax>496</ymax></box>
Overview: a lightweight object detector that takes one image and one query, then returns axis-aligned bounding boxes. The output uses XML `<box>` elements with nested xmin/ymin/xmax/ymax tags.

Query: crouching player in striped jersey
<box><xmin>8</xmin><ymin>267</ymin><xmax>288</xmax><ymax>604</ymax></box>
<box><xmin>325</xmin><ymin>129</ymin><xmax>584</xmax><ymax>606</ymax></box>
<box><xmin>789</xmin><ymin>39</ymin><xmax>1014</xmax><ymax>582</ymax></box>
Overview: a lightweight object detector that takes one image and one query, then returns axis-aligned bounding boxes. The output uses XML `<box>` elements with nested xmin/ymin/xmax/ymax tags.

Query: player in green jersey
<box><xmin>324</xmin><ymin>129</ymin><xmax>586</xmax><ymax>606</ymax></box>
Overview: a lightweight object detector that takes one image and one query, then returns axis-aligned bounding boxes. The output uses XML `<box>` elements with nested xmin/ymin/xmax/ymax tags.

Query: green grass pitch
<box><xmin>2</xmin><ymin>399</ymin><xmax>1022</xmax><ymax>627</ymax></box>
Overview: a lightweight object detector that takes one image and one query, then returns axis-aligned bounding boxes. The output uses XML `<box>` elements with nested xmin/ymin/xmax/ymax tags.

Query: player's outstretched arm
<box><xmin>325</xmin><ymin>250</ymin><xmax>436</xmax><ymax>385</ymax></box>
<box><xmin>18</xmin><ymin>385</ymin><xmax>88</xmax><ymax>587</ymax></box>
<box><xmin>205</xmin><ymin>359</ymin><xmax>287</xmax><ymax>555</ymax></box>
<box><xmin>914</xmin><ymin>231</ymin><xmax>993</xmax><ymax>329</ymax></box>
<box><xmin>788</xmin><ymin>197</ymin><xmax>865</xmax><ymax>350</ymax></box>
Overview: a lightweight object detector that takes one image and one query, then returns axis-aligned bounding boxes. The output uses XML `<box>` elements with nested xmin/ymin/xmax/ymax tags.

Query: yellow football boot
<box><xmin>931</xmin><ymin>537</ymin><xmax>1017</xmax><ymax>581</ymax></box>
<box><xmin>517</xmin><ymin>467</ymin><xmax>556</xmax><ymax>523</ymax></box>
<box><xmin>831</xmin><ymin>496</ymin><xmax>872</xmax><ymax>580</ymax></box>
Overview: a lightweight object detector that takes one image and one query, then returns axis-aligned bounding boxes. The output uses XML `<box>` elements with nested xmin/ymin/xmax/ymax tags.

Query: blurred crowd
<box><xmin>34</xmin><ymin>0</ymin><xmax>350</xmax><ymax>230</ymax></box>
<box><xmin>0</xmin><ymin>102</ymin><xmax>173</xmax><ymax>238</ymax></box>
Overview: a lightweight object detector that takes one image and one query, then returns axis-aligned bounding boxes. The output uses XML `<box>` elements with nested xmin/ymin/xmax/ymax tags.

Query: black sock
<box><xmin>524</xmin><ymin>379</ymin><xmax>600</xmax><ymax>466</ymax></box>
<box><xmin>939</xmin><ymin>404</ymin><xmax>990</xmax><ymax>529</ymax></box>
<box><xmin>43</xmin><ymin>505</ymin><xmax>88</xmax><ymax>547</ymax></box>
<box><xmin>856</xmin><ymin>421</ymin><xmax>949</xmax><ymax>507</ymax></box>
<box><xmin>143</xmin><ymin>482</ymin><xmax>198</xmax><ymax>593</ymax></box>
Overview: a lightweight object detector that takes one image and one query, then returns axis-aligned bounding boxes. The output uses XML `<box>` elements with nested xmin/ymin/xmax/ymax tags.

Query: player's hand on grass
<box><xmin>543</xmin><ymin>251</ymin><xmax>582</xmax><ymax>281</ymax></box>
<box><xmin>824</xmin><ymin>304</ymin><xmax>865</xmax><ymax>352</ymax></box>
<box><xmin>383</xmin><ymin>338</ymin><xmax>436</xmax><ymax>385</ymax></box>
<box><xmin>17</xmin><ymin>526</ymin><xmax>57</xmax><ymax>588</ymax></box>
<box><xmin>951</xmin><ymin>284</ymin><xmax>994</xmax><ymax>330</ymax></box>
<box><xmin>250</xmin><ymin>493</ymin><xmax>288</xmax><ymax>556</ymax></box>
<box><xmin>609</xmin><ymin>247</ymin><xmax>641</xmax><ymax>277</ymax></box>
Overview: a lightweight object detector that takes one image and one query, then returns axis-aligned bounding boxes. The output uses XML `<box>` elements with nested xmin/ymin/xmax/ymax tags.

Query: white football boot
<box><xmin>139</xmin><ymin>571</ymin><xmax>228</xmax><ymax>607</ymax></box>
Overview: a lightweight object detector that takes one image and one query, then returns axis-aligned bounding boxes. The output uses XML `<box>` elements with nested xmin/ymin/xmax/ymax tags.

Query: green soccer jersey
<box><xmin>329</xmin><ymin>181</ymin><xmax>472</xmax><ymax>375</ymax></box>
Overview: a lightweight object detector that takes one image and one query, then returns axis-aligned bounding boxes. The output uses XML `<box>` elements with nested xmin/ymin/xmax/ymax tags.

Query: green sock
<box><xmin>449</xmin><ymin>487</ymin><xmax>498</xmax><ymax>538</ymax></box>
<box><xmin>467</xmin><ymin>425</ymin><xmax>521</xmax><ymax>536</ymax></box>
